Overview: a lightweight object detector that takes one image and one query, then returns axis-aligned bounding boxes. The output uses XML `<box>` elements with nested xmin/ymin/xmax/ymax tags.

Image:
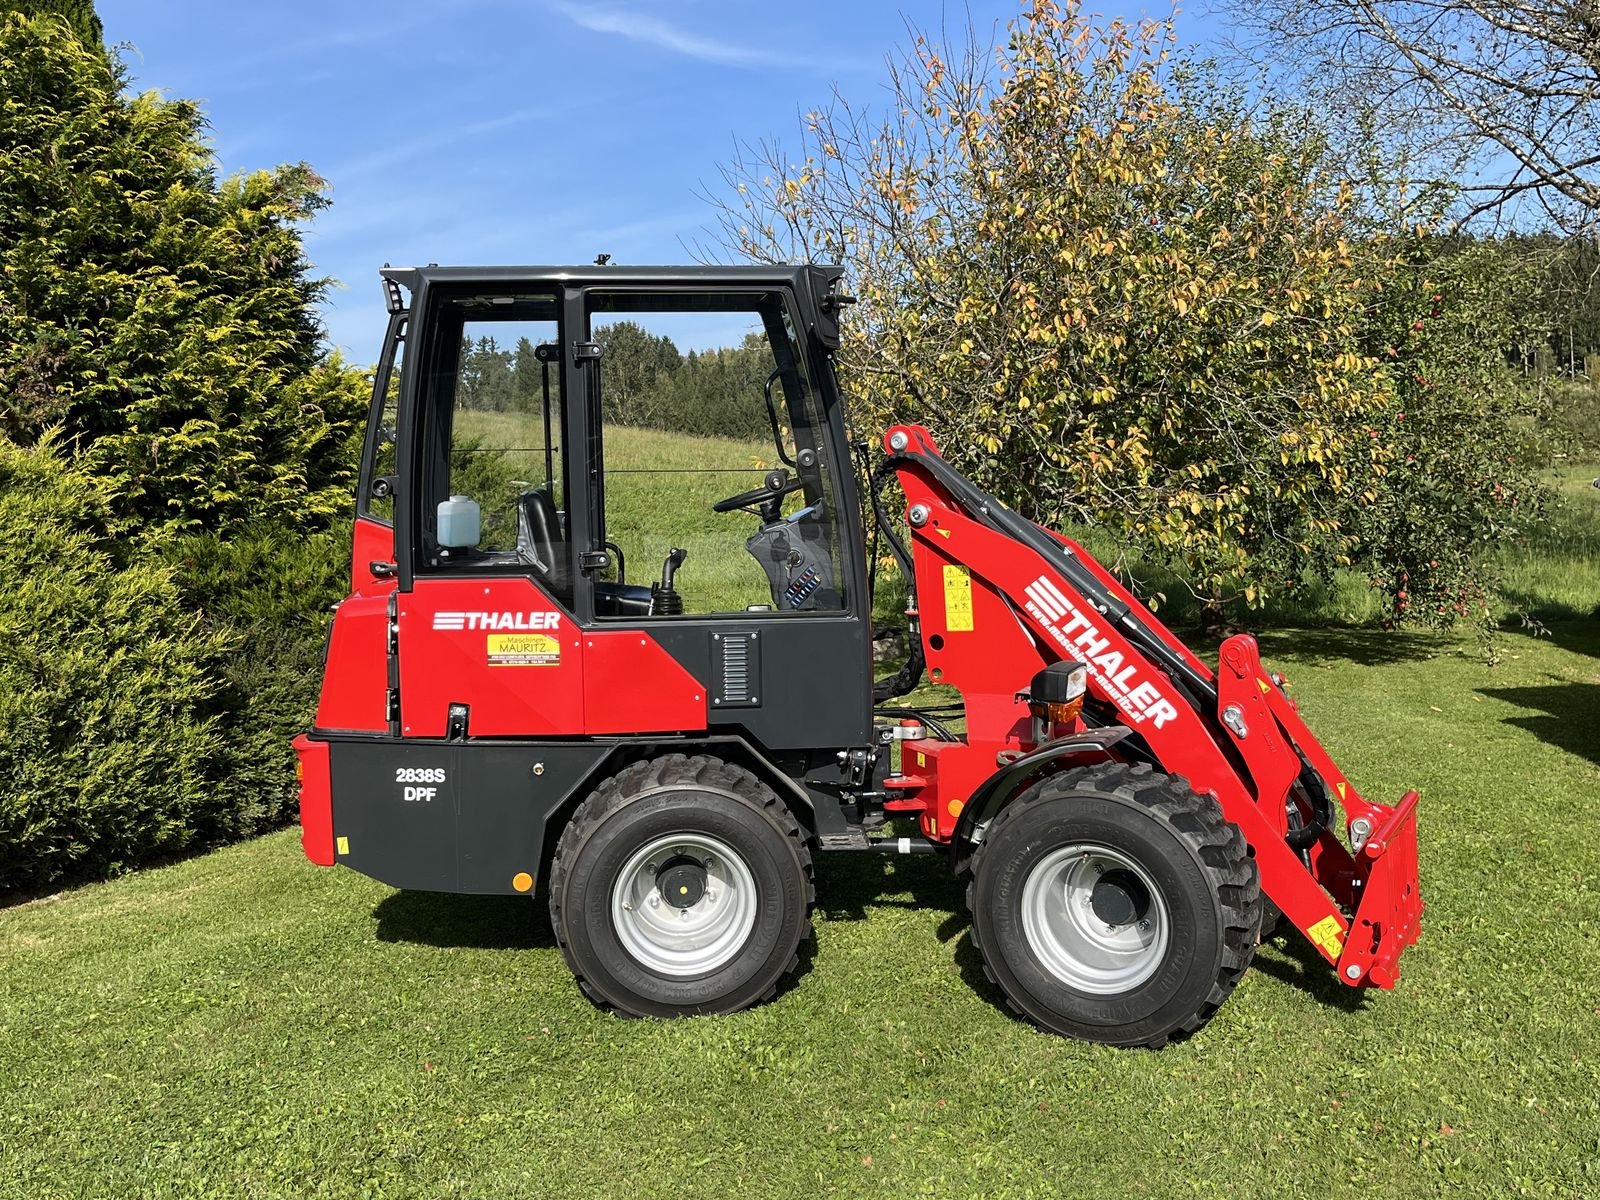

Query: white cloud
<box><xmin>323</xmin><ymin>105</ymin><xmax>555</xmax><ymax>185</ymax></box>
<box><xmin>547</xmin><ymin>1</ymin><xmax>867</xmax><ymax>70</ymax></box>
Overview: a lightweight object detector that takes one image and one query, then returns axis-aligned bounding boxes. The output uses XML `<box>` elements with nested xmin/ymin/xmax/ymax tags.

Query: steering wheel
<box><xmin>712</xmin><ymin>468</ymin><xmax>805</xmax><ymax>515</ymax></box>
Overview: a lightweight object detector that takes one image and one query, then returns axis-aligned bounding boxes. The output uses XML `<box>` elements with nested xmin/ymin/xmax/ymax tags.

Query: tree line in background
<box><xmin>718</xmin><ymin>0</ymin><xmax>1600</xmax><ymax>631</ymax></box>
<box><xmin>456</xmin><ymin>325</ymin><xmax>774</xmax><ymax>441</ymax></box>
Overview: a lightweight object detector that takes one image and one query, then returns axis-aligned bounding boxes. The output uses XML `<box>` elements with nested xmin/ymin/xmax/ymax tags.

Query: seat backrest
<box><xmin>515</xmin><ymin>487</ymin><xmax>569</xmax><ymax>592</ymax></box>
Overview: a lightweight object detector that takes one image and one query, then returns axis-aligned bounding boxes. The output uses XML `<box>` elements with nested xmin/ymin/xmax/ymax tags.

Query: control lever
<box><xmin>650</xmin><ymin>547</ymin><xmax>688</xmax><ymax>616</ymax></box>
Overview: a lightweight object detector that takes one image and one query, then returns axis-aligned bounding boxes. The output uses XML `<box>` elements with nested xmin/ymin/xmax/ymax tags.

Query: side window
<box><xmin>415</xmin><ymin>292</ymin><xmax>569</xmax><ymax>605</ymax></box>
<box><xmin>586</xmin><ymin>290</ymin><xmax>848</xmax><ymax>617</ymax></box>
<box><xmin>359</xmin><ymin>322</ymin><xmax>404</xmax><ymax>525</ymax></box>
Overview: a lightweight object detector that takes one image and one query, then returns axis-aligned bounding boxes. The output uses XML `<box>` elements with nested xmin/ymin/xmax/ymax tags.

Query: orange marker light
<box><xmin>512</xmin><ymin>872</ymin><xmax>534</xmax><ymax>893</ymax></box>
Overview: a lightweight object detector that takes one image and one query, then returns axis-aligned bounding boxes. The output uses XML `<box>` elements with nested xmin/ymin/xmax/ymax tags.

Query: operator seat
<box><xmin>517</xmin><ymin>485</ymin><xmax>651</xmax><ymax>616</ymax></box>
<box><xmin>516</xmin><ymin>487</ymin><xmax>569</xmax><ymax>591</ymax></box>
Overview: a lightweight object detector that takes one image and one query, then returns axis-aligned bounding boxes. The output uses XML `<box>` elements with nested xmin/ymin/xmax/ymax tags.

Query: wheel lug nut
<box><xmin>648</xmin><ymin>895</ymin><xmax>660</xmax><ymax>908</ymax></box>
<box><xmin>1138</xmin><ymin>919</ymin><xmax>1151</xmax><ymax>932</ymax></box>
<box><xmin>705</xmin><ymin>890</ymin><xmax>716</xmax><ymax>903</ymax></box>
<box><xmin>622</xmin><ymin>901</ymin><xmax>633</xmax><ymax>912</ymax></box>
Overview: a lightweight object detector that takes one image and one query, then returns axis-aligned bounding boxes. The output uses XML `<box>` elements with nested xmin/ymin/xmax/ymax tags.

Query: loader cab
<box><xmin>357</xmin><ymin>265</ymin><xmax>873</xmax><ymax>752</ymax></box>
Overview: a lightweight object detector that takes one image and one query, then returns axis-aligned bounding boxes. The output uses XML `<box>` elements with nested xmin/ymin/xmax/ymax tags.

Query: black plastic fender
<box><xmin>951</xmin><ymin>726</ymin><xmax>1133</xmax><ymax>868</ymax></box>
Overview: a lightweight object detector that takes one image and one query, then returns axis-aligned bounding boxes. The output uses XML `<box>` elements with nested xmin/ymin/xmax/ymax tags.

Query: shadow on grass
<box><xmin>373</xmin><ymin>890</ymin><xmax>556</xmax><ymax>950</ymax></box>
<box><xmin>1510</xmin><ymin>615</ymin><xmax>1600</xmax><ymax>658</ymax></box>
<box><xmin>368</xmin><ymin>881</ymin><xmax>826</xmax><ymax>1001</ymax></box>
<box><xmin>1249</xmin><ymin>931</ymin><xmax>1371</xmax><ymax>1013</ymax></box>
<box><xmin>1500</xmin><ymin>591</ymin><xmax>1600</xmax><ymax>625</ymax></box>
<box><xmin>813</xmin><ymin>851</ymin><xmax>964</xmax><ymax>925</ymax></box>
<box><xmin>1478</xmin><ymin>678</ymin><xmax>1600</xmax><ymax>766</ymax></box>
<box><xmin>814</xmin><ymin>853</ymin><xmax>1373</xmax><ymax>1026</ymax></box>
<box><xmin>1252</xmin><ymin>627</ymin><xmax>1447</xmax><ymax>668</ymax></box>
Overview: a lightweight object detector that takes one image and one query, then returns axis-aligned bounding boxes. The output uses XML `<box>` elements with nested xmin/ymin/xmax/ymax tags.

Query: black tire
<box><xmin>968</xmin><ymin>762</ymin><xmax>1260</xmax><ymax>1048</ymax></box>
<box><xmin>549</xmin><ymin>753</ymin><xmax>814</xmax><ymax>1017</ymax></box>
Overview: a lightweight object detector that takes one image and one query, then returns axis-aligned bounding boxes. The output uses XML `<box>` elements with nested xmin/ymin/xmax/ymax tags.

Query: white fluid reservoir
<box><xmin>437</xmin><ymin>495</ymin><xmax>481</xmax><ymax>548</ymax></box>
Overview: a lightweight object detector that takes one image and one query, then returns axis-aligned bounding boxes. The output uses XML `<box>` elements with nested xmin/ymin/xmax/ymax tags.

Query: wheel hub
<box><xmin>657</xmin><ymin>857</ymin><xmax>707</xmax><ymax>908</ymax></box>
<box><xmin>610</xmin><ymin>832</ymin><xmax>758</xmax><ymax>977</ymax></box>
<box><xmin>1019</xmin><ymin>843</ymin><xmax>1171</xmax><ymax>995</ymax></box>
<box><xmin>1088</xmin><ymin>868</ymin><xmax>1150</xmax><ymax>928</ymax></box>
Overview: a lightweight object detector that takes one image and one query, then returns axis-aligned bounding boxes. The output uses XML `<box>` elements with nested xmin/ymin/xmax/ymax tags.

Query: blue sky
<box><xmin>96</xmin><ymin>2</ymin><xmax>1193</xmax><ymax>359</ymax></box>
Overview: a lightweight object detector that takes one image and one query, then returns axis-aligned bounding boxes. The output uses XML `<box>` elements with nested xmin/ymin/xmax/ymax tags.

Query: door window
<box><xmin>415</xmin><ymin>292</ymin><xmax>569</xmax><ymax>604</ymax></box>
<box><xmin>585</xmin><ymin>290</ymin><xmax>848</xmax><ymax>617</ymax></box>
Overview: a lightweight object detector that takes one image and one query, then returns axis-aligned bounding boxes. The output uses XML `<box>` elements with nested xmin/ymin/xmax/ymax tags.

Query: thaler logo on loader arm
<box><xmin>432</xmin><ymin>611</ymin><xmax>562</xmax><ymax>632</ymax></box>
<box><xmin>1022</xmin><ymin>575</ymin><xmax>1181</xmax><ymax>729</ymax></box>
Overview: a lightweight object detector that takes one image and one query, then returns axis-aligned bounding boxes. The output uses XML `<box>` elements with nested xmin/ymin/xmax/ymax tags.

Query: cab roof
<box><xmin>379</xmin><ymin>263</ymin><xmax>838</xmax><ymax>295</ymax></box>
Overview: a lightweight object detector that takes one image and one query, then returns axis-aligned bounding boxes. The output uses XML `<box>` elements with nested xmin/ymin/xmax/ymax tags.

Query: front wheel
<box><xmin>968</xmin><ymin>762</ymin><xmax>1261</xmax><ymax>1048</ymax></box>
<box><xmin>549</xmin><ymin>754</ymin><xmax>814</xmax><ymax>1017</ymax></box>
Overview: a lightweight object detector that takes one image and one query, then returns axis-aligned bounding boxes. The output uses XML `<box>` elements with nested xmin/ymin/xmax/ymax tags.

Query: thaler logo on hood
<box><xmin>1021</xmin><ymin>575</ymin><xmax>1180</xmax><ymax>729</ymax></box>
<box><xmin>432</xmin><ymin>611</ymin><xmax>561</xmax><ymax>632</ymax></box>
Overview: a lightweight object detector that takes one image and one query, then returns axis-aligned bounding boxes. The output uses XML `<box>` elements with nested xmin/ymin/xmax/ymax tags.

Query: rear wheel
<box><xmin>549</xmin><ymin>754</ymin><xmax>813</xmax><ymax>1017</ymax></box>
<box><xmin>968</xmin><ymin>762</ymin><xmax>1260</xmax><ymax>1048</ymax></box>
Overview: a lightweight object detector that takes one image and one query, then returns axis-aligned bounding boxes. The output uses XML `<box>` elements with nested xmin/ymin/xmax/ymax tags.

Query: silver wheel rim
<box><xmin>610</xmin><ymin>832</ymin><xmax>759</xmax><ymax>977</ymax></box>
<box><xmin>1020</xmin><ymin>843</ymin><xmax>1171</xmax><ymax>994</ymax></box>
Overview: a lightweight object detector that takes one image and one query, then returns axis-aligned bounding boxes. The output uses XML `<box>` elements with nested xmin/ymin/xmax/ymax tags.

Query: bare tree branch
<box><xmin>1220</xmin><ymin>0</ymin><xmax>1600</xmax><ymax>231</ymax></box>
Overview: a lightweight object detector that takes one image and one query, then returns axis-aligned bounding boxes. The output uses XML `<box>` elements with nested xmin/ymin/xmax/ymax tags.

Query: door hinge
<box><xmin>572</xmin><ymin>340</ymin><xmax>603</xmax><ymax>361</ymax></box>
<box><xmin>578</xmin><ymin>548</ymin><xmax>611</xmax><ymax>573</ymax></box>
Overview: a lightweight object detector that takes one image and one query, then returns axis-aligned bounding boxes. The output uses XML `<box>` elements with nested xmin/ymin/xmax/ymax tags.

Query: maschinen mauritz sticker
<box><xmin>486</xmin><ymin>633</ymin><xmax>560</xmax><ymax>666</ymax></box>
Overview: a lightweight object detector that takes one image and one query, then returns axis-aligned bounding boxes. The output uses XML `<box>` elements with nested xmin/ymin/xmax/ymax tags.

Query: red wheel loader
<box><xmin>293</xmin><ymin>264</ymin><xmax>1422</xmax><ymax>1047</ymax></box>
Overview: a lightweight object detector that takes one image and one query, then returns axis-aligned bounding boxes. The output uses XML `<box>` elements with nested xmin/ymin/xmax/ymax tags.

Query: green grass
<box><xmin>1498</xmin><ymin>462</ymin><xmax>1600</xmax><ymax>620</ymax></box>
<box><xmin>5</xmin><ymin>437</ymin><xmax>1600</xmax><ymax>1197</ymax></box>
<box><xmin>3</xmin><ymin>619</ymin><xmax>1598</xmax><ymax>1197</ymax></box>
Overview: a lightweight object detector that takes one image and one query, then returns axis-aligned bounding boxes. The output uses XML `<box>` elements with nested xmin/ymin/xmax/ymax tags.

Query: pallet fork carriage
<box><xmin>294</xmin><ymin>262</ymin><xmax>1421</xmax><ymax>1047</ymax></box>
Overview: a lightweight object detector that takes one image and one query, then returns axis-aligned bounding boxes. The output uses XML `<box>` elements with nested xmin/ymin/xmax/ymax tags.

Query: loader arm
<box><xmin>882</xmin><ymin>423</ymin><xmax>1422</xmax><ymax>989</ymax></box>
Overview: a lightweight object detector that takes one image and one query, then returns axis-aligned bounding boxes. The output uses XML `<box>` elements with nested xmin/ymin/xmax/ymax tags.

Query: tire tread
<box><xmin>968</xmin><ymin>761</ymin><xmax>1261</xmax><ymax>1048</ymax></box>
<box><xmin>548</xmin><ymin>753</ymin><xmax>814</xmax><ymax>1015</ymax></box>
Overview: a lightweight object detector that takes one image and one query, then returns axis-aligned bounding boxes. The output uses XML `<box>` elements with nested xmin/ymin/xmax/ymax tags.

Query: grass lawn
<box><xmin>3</xmin><ymin>456</ymin><xmax>1599</xmax><ymax>1198</ymax></box>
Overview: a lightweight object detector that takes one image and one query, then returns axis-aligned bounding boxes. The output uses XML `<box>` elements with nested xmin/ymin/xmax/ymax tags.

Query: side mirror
<box><xmin>437</xmin><ymin>495</ymin><xmax>481</xmax><ymax>548</ymax></box>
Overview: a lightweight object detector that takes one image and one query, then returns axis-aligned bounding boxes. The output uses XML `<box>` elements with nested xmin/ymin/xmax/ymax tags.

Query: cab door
<box><xmin>394</xmin><ymin>285</ymin><xmax>587</xmax><ymax>739</ymax></box>
<box><xmin>570</xmin><ymin>284</ymin><xmax>873</xmax><ymax>752</ymax></box>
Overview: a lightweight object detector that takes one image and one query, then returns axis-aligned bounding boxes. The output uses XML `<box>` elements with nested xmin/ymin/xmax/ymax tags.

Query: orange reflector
<box><xmin>1030</xmin><ymin>697</ymin><xmax>1085</xmax><ymax>725</ymax></box>
<box><xmin>512</xmin><ymin>872</ymin><xmax>534</xmax><ymax>893</ymax></box>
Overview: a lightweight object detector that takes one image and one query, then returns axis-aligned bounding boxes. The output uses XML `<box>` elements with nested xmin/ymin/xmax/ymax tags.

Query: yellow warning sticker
<box><xmin>1306</xmin><ymin>915</ymin><xmax>1344</xmax><ymax>958</ymax></box>
<box><xmin>487</xmin><ymin>633</ymin><xmax>561</xmax><ymax>666</ymax></box>
<box><xmin>336</xmin><ymin>836</ymin><xmax>350</xmax><ymax>856</ymax></box>
<box><xmin>1336</xmin><ymin>781</ymin><xmax>1348</xmax><ymax>801</ymax></box>
<box><xmin>1258</xmin><ymin>677</ymin><xmax>1272</xmax><ymax>694</ymax></box>
<box><xmin>942</xmin><ymin>564</ymin><xmax>974</xmax><ymax>632</ymax></box>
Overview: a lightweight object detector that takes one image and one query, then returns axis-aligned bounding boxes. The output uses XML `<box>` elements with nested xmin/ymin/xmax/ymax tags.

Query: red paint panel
<box><xmin>583</xmin><ymin>629</ymin><xmax>708</xmax><ymax>735</ymax></box>
<box><xmin>315</xmin><ymin>585</ymin><xmax>395</xmax><ymax>732</ymax></box>
<box><xmin>398</xmin><ymin>577</ymin><xmax>585</xmax><ymax>738</ymax></box>
<box><xmin>350</xmin><ymin>517</ymin><xmax>395</xmax><ymax>593</ymax></box>
<box><xmin>292</xmin><ymin>734</ymin><xmax>334</xmax><ymax>866</ymax></box>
